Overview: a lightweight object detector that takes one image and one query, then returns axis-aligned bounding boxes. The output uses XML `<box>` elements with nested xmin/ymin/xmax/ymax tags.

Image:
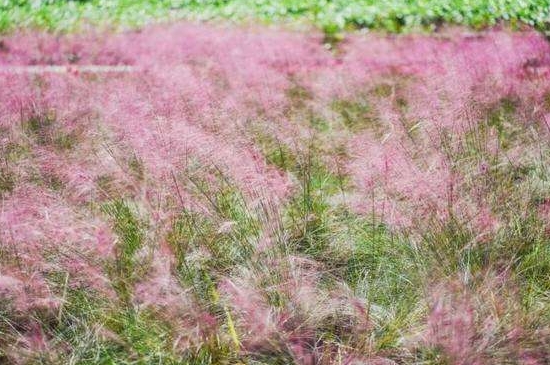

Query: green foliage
<box><xmin>103</xmin><ymin>200</ymin><xmax>145</xmax><ymax>271</ymax></box>
<box><xmin>2</xmin><ymin>0</ymin><xmax>550</xmax><ymax>33</ymax></box>
<box><xmin>166</xmin><ymin>174</ymin><xmax>260</xmax><ymax>304</ymax></box>
<box><xmin>102</xmin><ymin>200</ymin><xmax>146</xmax><ymax>301</ymax></box>
<box><xmin>127</xmin><ymin>153</ymin><xmax>145</xmax><ymax>181</ymax></box>
<box><xmin>482</xmin><ymin>96</ymin><xmax>520</xmax><ymax>149</ymax></box>
<box><xmin>278</xmin><ymin>145</ymin><xmax>424</xmax><ymax>352</ymax></box>
<box><xmin>36</xmin><ymin>269</ymin><xmax>238</xmax><ymax>364</ymax></box>
<box><xmin>254</xmin><ymin>131</ymin><xmax>298</xmax><ymax>171</ymax></box>
<box><xmin>3</xmin><ymin>141</ymin><xmax>29</xmax><ymax>162</ymax></box>
<box><xmin>23</xmin><ymin>111</ymin><xmax>56</xmax><ymax>145</ymax></box>
<box><xmin>0</xmin><ymin>166</ymin><xmax>15</xmax><ymax>195</ymax></box>
<box><xmin>22</xmin><ymin>110</ymin><xmax>79</xmax><ymax>151</ymax></box>
<box><xmin>332</xmin><ymin>97</ymin><xmax>380</xmax><ymax>132</ymax></box>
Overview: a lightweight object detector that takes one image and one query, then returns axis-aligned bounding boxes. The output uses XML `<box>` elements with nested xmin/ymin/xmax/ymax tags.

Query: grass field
<box><xmin>1</xmin><ymin>2</ymin><xmax>550</xmax><ymax>365</ymax></box>
<box><xmin>1</xmin><ymin>0</ymin><xmax>550</xmax><ymax>33</ymax></box>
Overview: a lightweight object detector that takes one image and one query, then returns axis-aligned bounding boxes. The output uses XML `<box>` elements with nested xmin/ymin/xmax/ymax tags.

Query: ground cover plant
<box><xmin>1</xmin><ymin>8</ymin><xmax>550</xmax><ymax>365</ymax></box>
<box><xmin>1</xmin><ymin>0</ymin><xmax>550</xmax><ymax>33</ymax></box>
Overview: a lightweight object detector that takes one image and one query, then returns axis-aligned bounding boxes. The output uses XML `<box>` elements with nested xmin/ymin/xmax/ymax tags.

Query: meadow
<box><xmin>1</xmin><ymin>2</ymin><xmax>550</xmax><ymax>365</ymax></box>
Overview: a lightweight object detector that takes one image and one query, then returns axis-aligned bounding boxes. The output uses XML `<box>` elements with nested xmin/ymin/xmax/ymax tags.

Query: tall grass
<box><xmin>0</xmin><ymin>23</ymin><xmax>549</xmax><ymax>364</ymax></box>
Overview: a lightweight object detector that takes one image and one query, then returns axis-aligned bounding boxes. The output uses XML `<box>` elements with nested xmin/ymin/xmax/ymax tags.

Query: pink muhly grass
<box><xmin>0</xmin><ymin>21</ymin><xmax>549</xmax><ymax>364</ymax></box>
<box><xmin>341</xmin><ymin>29</ymin><xmax>550</xmax><ymax>233</ymax></box>
<box><xmin>132</xmin><ymin>247</ymin><xmax>217</xmax><ymax>351</ymax></box>
<box><xmin>423</xmin><ymin>275</ymin><xmax>550</xmax><ymax>364</ymax></box>
<box><xmin>3</xmin><ymin>25</ymin><xmax>549</xmax><ymax>235</ymax></box>
<box><xmin>348</xmin><ymin>134</ymin><xmax>454</xmax><ymax>228</ymax></box>
<box><xmin>1</xmin><ymin>284</ymin><xmax>58</xmax><ymax>322</ymax></box>
<box><xmin>426</xmin><ymin>282</ymin><xmax>478</xmax><ymax>364</ymax></box>
<box><xmin>220</xmin><ymin>256</ymin><xmax>377</xmax><ymax>363</ymax></box>
<box><xmin>0</xmin><ymin>185</ymin><xmax>115</xmax><ymax>296</ymax></box>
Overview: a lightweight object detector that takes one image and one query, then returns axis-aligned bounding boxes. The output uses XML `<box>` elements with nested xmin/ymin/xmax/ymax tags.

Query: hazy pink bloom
<box><xmin>221</xmin><ymin>278</ymin><xmax>278</xmax><ymax>346</ymax></box>
<box><xmin>288</xmin><ymin>342</ymin><xmax>315</xmax><ymax>365</ymax></box>
<box><xmin>427</xmin><ymin>284</ymin><xmax>478</xmax><ymax>364</ymax></box>
<box><xmin>134</xmin><ymin>246</ymin><xmax>185</xmax><ymax>310</ymax></box>
<box><xmin>0</xmin><ymin>274</ymin><xmax>22</xmax><ymax>293</ymax></box>
<box><xmin>19</xmin><ymin>322</ymin><xmax>47</xmax><ymax>353</ymax></box>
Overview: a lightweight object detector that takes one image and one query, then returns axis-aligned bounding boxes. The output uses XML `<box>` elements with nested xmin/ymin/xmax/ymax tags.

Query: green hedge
<box><xmin>1</xmin><ymin>0</ymin><xmax>549</xmax><ymax>33</ymax></box>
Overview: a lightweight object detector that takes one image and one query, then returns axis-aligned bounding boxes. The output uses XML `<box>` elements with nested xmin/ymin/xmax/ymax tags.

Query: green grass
<box><xmin>22</xmin><ymin>109</ymin><xmax>80</xmax><ymax>151</ymax></box>
<box><xmin>0</xmin><ymin>166</ymin><xmax>15</xmax><ymax>195</ymax></box>
<box><xmin>332</xmin><ymin>97</ymin><xmax>380</xmax><ymax>133</ymax></box>
<box><xmin>102</xmin><ymin>200</ymin><xmax>147</xmax><ymax>302</ymax></box>
<box><xmin>1</xmin><ymin>0</ymin><xmax>550</xmax><ymax>33</ymax></box>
